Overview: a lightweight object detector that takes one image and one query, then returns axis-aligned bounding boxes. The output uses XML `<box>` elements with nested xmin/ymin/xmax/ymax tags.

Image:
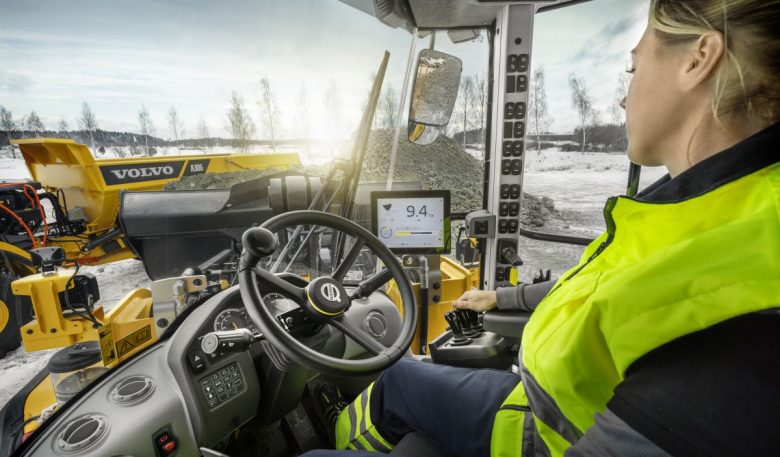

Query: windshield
<box><xmin>0</xmin><ymin>0</ymin><xmax>490</xmax><ymax>407</ymax></box>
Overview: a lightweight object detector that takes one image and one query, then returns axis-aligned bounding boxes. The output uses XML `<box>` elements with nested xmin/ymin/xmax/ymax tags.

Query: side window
<box><xmin>518</xmin><ymin>1</ymin><xmax>648</xmax><ymax>281</ymax></box>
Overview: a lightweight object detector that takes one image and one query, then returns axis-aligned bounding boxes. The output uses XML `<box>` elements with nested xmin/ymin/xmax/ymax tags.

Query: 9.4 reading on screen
<box><xmin>406</xmin><ymin>205</ymin><xmax>435</xmax><ymax>218</ymax></box>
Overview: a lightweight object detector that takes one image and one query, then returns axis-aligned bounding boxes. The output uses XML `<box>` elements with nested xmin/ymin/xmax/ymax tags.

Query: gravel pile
<box><xmin>164</xmin><ymin>130</ymin><xmax>556</xmax><ymax>227</ymax></box>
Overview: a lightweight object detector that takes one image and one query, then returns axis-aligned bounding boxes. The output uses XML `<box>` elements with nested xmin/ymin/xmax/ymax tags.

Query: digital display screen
<box><xmin>371</xmin><ymin>190</ymin><xmax>450</xmax><ymax>254</ymax></box>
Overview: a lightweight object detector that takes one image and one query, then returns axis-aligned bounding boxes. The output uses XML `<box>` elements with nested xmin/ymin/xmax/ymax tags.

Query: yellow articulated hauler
<box><xmin>0</xmin><ymin>138</ymin><xmax>301</xmax><ymax>357</ymax></box>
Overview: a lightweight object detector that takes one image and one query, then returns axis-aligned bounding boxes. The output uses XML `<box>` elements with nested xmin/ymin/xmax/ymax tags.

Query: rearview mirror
<box><xmin>407</xmin><ymin>49</ymin><xmax>462</xmax><ymax>145</ymax></box>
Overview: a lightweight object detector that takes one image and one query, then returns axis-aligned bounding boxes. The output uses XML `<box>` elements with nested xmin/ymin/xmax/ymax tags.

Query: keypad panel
<box><xmin>199</xmin><ymin>362</ymin><xmax>245</xmax><ymax>409</ymax></box>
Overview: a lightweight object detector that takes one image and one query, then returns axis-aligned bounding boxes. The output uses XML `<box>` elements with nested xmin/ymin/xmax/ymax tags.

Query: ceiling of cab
<box><xmin>407</xmin><ymin>0</ymin><xmax>590</xmax><ymax>28</ymax></box>
<box><xmin>338</xmin><ymin>0</ymin><xmax>592</xmax><ymax>30</ymax></box>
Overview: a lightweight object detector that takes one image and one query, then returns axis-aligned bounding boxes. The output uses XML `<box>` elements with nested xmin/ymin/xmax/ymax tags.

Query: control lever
<box><xmin>444</xmin><ymin>311</ymin><xmax>471</xmax><ymax>346</ymax></box>
<box><xmin>501</xmin><ymin>247</ymin><xmax>524</xmax><ymax>267</ymax></box>
<box><xmin>462</xmin><ymin>309</ymin><xmax>483</xmax><ymax>336</ymax></box>
<box><xmin>201</xmin><ymin>329</ymin><xmax>262</xmax><ymax>356</ymax></box>
<box><xmin>454</xmin><ymin>310</ymin><xmax>478</xmax><ymax>338</ymax></box>
<box><xmin>350</xmin><ymin>268</ymin><xmax>393</xmax><ymax>299</ymax></box>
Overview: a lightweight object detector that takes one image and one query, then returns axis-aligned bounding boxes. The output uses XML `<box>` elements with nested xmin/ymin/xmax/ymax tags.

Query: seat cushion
<box><xmin>391</xmin><ymin>432</ymin><xmax>451</xmax><ymax>457</ymax></box>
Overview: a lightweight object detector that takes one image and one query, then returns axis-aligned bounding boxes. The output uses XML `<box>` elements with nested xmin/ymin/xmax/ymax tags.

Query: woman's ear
<box><xmin>681</xmin><ymin>31</ymin><xmax>726</xmax><ymax>90</ymax></box>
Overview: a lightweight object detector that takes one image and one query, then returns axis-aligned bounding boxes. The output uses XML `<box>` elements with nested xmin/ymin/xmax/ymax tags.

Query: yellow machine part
<box><xmin>20</xmin><ymin>287</ymin><xmax>156</xmax><ymax>433</ymax></box>
<box><xmin>12</xmin><ymin>138</ymin><xmax>301</xmax><ymax>266</ymax></box>
<box><xmin>14</xmin><ymin>271</ymin><xmax>103</xmax><ymax>351</ymax></box>
<box><xmin>0</xmin><ymin>241</ymin><xmax>36</xmax><ymax>277</ymax></box>
<box><xmin>386</xmin><ymin>257</ymin><xmax>477</xmax><ymax>355</ymax></box>
<box><xmin>0</xmin><ymin>298</ymin><xmax>7</xmax><ymax>335</ymax></box>
<box><xmin>13</xmin><ymin>267</ymin><xmax>157</xmax><ymax>352</ymax></box>
<box><xmin>23</xmin><ymin>377</ymin><xmax>55</xmax><ymax>434</ymax></box>
<box><xmin>99</xmin><ymin>288</ymin><xmax>156</xmax><ymax>367</ymax></box>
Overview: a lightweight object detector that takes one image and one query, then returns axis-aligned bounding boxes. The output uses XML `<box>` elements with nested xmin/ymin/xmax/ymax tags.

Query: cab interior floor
<box><xmin>222</xmin><ymin>379</ymin><xmax>334</xmax><ymax>457</ymax></box>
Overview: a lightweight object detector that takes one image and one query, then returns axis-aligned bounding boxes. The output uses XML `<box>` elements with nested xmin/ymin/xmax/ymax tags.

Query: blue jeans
<box><xmin>302</xmin><ymin>357</ymin><xmax>521</xmax><ymax>457</ymax></box>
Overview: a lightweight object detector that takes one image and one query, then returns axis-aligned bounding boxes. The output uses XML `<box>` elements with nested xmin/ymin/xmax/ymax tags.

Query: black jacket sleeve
<box><xmin>495</xmin><ymin>280</ymin><xmax>557</xmax><ymax>312</ymax></box>
<box><xmin>602</xmin><ymin>311</ymin><xmax>780</xmax><ymax>457</ymax></box>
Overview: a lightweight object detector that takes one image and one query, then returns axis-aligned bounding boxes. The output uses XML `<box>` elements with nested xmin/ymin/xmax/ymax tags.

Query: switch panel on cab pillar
<box><xmin>485</xmin><ymin>4</ymin><xmax>535</xmax><ymax>289</ymax></box>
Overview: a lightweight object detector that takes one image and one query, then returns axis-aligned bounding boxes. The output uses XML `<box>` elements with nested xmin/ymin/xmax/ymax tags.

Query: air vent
<box><xmin>54</xmin><ymin>414</ymin><xmax>108</xmax><ymax>454</ymax></box>
<box><xmin>110</xmin><ymin>375</ymin><xmax>155</xmax><ymax>405</ymax></box>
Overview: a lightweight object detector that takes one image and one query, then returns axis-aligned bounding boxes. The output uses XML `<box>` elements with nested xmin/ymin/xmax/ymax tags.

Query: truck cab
<box><xmin>0</xmin><ymin>1</ymin><xmax>665</xmax><ymax>456</ymax></box>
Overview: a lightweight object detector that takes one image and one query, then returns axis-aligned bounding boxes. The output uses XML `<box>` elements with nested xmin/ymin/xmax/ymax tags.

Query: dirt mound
<box><xmin>165</xmin><ymin>166</ymin><xmax>311</xmax><ymax>190</ymax></box>
<box><xmin>165</xmin><ymin>130</ymin><xmax>555</xmax><ymax>227</ymax></box>
<box><xmin>362</xmin><ymin>130</ymin><xmax>555</xmax><ymax>227</ymax></box>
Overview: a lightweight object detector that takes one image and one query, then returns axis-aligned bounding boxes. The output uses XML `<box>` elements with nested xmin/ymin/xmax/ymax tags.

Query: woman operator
<box><xmin>306</xmin><ymin>0</ymin><xmax>780</xmax><ymax>455</ymax></box>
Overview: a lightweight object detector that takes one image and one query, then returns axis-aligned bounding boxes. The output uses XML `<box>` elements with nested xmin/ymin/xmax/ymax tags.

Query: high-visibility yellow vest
<box><xmin>492</xmin><ymin>162</ymin><xmax>780</xmax><ymax>456</ymax></box>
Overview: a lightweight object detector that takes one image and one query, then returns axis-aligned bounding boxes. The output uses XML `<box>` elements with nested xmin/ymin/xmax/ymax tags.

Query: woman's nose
<box><xmin>620</xmin><ymin>96</ymin><xmax>627</xmax><ymax>110</ymax></box>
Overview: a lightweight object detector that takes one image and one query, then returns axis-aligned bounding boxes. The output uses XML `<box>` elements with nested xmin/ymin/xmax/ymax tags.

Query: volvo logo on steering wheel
<box><xmin>321</xmin><ymin>283</ymin><xmax>342</xmax><ymax>302</ymax></box>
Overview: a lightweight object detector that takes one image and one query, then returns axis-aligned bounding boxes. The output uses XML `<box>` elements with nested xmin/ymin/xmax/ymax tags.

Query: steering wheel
<box><xmin>238</xmin><ymin>210</ymin><xmax>417</xmax><ymax>376</ymax></box>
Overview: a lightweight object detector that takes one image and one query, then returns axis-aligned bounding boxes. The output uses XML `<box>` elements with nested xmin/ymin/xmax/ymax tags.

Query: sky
<box><xmin>0</xmin><ymin>0</ymin><xmax>648</xmax><ymax>140</ymax></box>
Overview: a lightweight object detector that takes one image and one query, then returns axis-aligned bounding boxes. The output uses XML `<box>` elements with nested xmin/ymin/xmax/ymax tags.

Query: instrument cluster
<box><xmin>212</xmin><ymin>292</ymin><xmax>297</xmax><ymax>334</ymax></box>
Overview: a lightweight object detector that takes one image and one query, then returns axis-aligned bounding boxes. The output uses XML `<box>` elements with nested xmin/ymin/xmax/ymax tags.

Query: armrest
<box><xmin>483</xmin><ymin>310</ymin><xmax>532</xmax><ymax>343</ymax></box>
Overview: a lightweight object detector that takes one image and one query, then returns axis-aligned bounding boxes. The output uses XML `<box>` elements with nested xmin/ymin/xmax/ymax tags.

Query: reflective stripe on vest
<box><xmin>490</xmin><ymin>163</ymin><xmax>780</xmax><ymax>456</ymax></box>
<box><xmin>335</xmin><ymin>383</ymin><xmax>394</xmax><ymax>452</ymax></box>
<box><xmin>490</xmin><ymin>382</ymin><xmax>537</xmax><ymax>457</ymax></box>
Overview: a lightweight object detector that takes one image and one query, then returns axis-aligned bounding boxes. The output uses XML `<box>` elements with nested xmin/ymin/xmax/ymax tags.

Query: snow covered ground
<box><xmin>0</xmin><ymin>145</ymin><xmax>668</xmax><ymax>409</ymax></box>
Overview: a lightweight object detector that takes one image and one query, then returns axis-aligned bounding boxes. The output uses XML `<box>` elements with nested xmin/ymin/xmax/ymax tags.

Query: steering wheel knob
<box><xmin>242</xmin><ymin>227</ymin><xmax>278</xmax><ymax>260</ymax></box>
<box><xmin>305</xmin><ymin>277</ymin><xmax>350</xmax><ymax>318</ymax></box>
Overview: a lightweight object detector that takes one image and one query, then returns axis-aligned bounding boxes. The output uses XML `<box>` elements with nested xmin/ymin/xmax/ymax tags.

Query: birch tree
<box><xmin>295</xmin><ymin>84</ymin><xmax>312</xmax><ymax>160</ymax></box>
<box><xmin>25</xmin><ymin>111</ymin><xmax>45</xmax><ymax>135</ymax></box>
<box><xmin>474</xmin><ymin>72</ymin><xmax>488</xmax><ymax>148</ymax></box>
<box><xmin>569</xmin><ymin>73</ymin><xmax>595</xmax><ymax>151</ymax></box>
<box><xmin>198</xmin><ymin>116</ymin><xmax>210</xmax><ymax>148</ymax></box>
<box><xmin>378</xmin><ymin>84</ymin><xmax>398</xmax><ymax>129</ymax></box>
<box><xmin>258</xmin><ymin>76</ymin><xmax>280</xmax><ymax>152</ymax></box>
<box><xmin>0</xmin><ymin>106</ymin><xmax>16</xmax><ymax>157</ymax></box>
<box><xmin>57</xmin><ymin>118</ymin><xmax>69</xmax><ymax>133</ymax></box>
<box><xmin>609</xmin><ymin>72</ymin><xmax>630</xmax><ymax>125</ymax></box>
<box><xmin>295</xmin><ymin>85</ymin><xmax>311</xmax><ymax>140</ymax></box>
<box><xmin>324</xmin><ymin>81</ymin><xmax>344</xmax><ymax>140</ymax></box>
<box><xmin>528</xmin><ymin>67</ymin><xmax>553</xmax><ymax>152</ymax></box>
<box><xmin>227</xmin><ymin>91</ymin><xmax>255</xmax><ymax>153</ymax></box>
<box><xmin>167</xmin><ymin>106</ymin><xmax>184</xmax><ymax>154</ymax></box>
<box><xmin>138</xmin><ymin>105</ymin><xmax>155</xmax><ymax>156</ymax></box>
<box><xmin>458</xmin><ymin>76</ymin><xmax>476</xmax><ymax>147</ymax></box>
<box><xmin>78</xmin><ymin>102</ymin><xmax>99</xmax><ymax>149</ymax></box>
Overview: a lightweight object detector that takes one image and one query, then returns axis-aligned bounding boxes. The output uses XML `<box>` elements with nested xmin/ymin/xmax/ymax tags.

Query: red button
<box><xmin>162</xmin><ymin>441</ymin><xmax>176</xmax><ymax>453</ymax></box>
<box><xmin>157</xmin><ymin>434</ymin><xmax>169</xmax><ymax>444</ymax></box>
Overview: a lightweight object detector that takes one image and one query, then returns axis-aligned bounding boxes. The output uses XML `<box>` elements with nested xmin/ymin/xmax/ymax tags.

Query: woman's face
<box><xmin>623</xmin><ymin>25</ymin><xmax>692</xmax><ymax>167</ymax></box>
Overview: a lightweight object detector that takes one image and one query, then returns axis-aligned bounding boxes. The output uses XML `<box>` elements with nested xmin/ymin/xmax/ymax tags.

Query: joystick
<box><xmin>444</xmin><ymin>311</ymin><xmax>471</xmax><ymax>346</ymax></box>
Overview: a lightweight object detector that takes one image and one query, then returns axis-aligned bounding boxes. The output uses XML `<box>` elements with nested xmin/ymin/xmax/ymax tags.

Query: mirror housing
<box><xmin>407</xmin><ymin>122</ymin><xmax>440</xmax><ymax>146</ymax></box>
<box><xmin>407</xmin><ymin>49</ymin><xmax>462</xmax><ymax>145</ymax></box>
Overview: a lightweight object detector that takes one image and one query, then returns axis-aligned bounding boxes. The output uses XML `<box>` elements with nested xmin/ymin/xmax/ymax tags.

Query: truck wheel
<box><xmin>0</xmin><ymin>274</ymin><xmax>31</xmax><ymax>359</ymax></box>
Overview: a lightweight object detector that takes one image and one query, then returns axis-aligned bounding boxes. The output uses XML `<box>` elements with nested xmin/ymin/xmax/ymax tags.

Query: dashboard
<box><xmin>16</xmin><ymin>275</ymin><xmax>403</xmax><ymax>457</ymax></box>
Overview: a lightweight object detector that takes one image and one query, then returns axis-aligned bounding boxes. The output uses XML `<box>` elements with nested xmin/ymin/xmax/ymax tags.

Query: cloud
<box><xmin>600</xmin><ymin>16</ymin><xmax>636</xmax><ymax>41</ymax></box>
<box><xmin>0</xmin><ymin>68</ymin><xmax>32</xmax><ymax>92</ymax></box>
<box><xmin>567</xmin><ymin>4</ymin><xmax>647</xmax><ymax>65</ymax></box>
